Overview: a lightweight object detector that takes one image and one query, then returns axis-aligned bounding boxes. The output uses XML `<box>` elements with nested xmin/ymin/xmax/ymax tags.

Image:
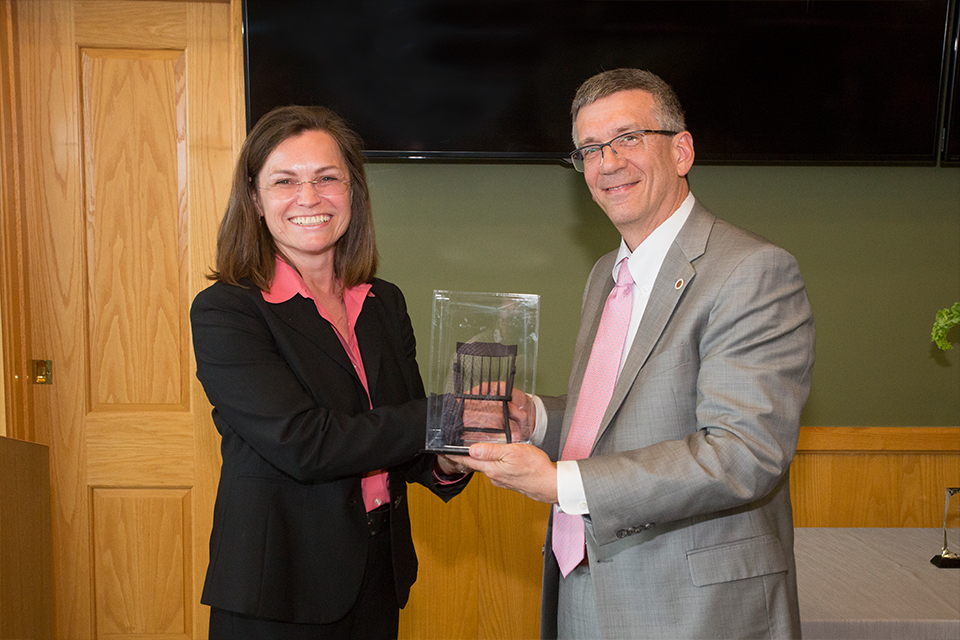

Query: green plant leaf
<box><xmin>931</xmin><ymin>302</ymin><xmax>960</xmax><ymax>351</ymax></box>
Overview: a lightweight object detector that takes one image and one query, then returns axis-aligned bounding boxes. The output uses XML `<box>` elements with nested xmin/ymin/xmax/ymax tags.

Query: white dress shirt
<box><xmin>532</xmin><ymin>192</ymin><xmax>695</xmax><ymax>514</ymax></box>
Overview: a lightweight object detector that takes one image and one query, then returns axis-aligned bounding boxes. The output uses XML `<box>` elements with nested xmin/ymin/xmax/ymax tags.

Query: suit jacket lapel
<box><xmin>268</xmin><ymin>294</ymin><xmax>360</xmax><ymax>381</ymax></box>
<box><xmin>563</xmin><ymin>203</ymin><xmax>716</xmax><ymax>454</ymax></box>
<box><xmin>355</xmin><ymin>292</ymin><xmax>383</xmax><ymax>397</ymax></box>
<box><xmin>266</xmin><ymin>287</ymin><xmax>387</xmax><ymax>403</ymax></box>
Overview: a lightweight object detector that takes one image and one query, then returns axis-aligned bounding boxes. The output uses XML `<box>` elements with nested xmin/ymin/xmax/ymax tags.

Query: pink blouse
<box><xmin>262</xmin><ymin>258</ymin><xmax>389</xmax><ymax>512</ymax></box>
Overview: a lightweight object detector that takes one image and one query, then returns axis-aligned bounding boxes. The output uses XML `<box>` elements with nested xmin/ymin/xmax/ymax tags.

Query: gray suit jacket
<box><xmin>540</xmin><ymin>201</ymin><xmax>815</xmax><ymax>639</ymax></box>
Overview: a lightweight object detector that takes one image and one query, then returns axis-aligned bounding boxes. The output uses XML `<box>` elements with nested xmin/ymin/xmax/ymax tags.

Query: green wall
<box><xmin>367</xmin><ymin>162</ymin><xmax>960</xmax><ymax>427</ymax></box>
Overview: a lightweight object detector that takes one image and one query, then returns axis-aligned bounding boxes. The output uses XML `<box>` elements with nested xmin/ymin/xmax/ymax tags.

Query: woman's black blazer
<box><xmin>190</xmin><ymin>277</ymin><xmax>465</xmax><ymax>624</ymax></box>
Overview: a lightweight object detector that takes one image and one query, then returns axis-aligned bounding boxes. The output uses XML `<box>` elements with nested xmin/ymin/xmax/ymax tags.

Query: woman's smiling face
<box><xmin>254</xmin><ymin>129</ymin><xmax>352</xmax><ymax>270</ymax></box>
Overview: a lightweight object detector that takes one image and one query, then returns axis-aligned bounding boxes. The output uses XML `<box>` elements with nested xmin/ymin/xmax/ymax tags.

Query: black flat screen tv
<box><xmin>244</xmin><ymin>0</ymin><xmax>954</xmax><ymax>165</ymax></box>
<box><xmin>941</xmin><ymin>0</ymin><xmax>960</xmax><ymax>165</ymax></box>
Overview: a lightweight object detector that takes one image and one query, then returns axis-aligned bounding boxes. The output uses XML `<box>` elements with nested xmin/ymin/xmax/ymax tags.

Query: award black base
<box><xmin>930</xmin><ymin>553</ymin><xmax>960</xmax><ymax>568</ymax></box>
<box><xmin>423</xmin><ymin>446</ymin><xmax>471</xmax><ymax>455</ymax></box>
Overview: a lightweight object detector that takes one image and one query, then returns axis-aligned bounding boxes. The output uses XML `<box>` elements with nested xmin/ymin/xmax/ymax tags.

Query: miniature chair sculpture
<box><xmin>446</xmin><ymin>341</ymin><xmax>518</xmax><ymax>446</ymax></box>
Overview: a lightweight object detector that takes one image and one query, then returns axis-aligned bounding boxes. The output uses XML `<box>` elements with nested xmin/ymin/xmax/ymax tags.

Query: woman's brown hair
<box><xmin>209</xmin><ymin>105</ymin><xmax>378</xmax><ymax>290</ymax></box>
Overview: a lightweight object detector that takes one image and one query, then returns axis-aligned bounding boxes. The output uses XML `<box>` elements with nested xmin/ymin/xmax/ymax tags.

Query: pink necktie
<box><xmin>553</xmin><ymin>258</ymin><xmax>634</xmax><ymax>577</ymax></box>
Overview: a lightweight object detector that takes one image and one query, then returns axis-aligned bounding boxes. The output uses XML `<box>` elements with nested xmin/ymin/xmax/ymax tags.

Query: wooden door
<box><xmin>7</xmin><ymin>1</ymin><xmax>240</xmax><ymax>637</ymax></box>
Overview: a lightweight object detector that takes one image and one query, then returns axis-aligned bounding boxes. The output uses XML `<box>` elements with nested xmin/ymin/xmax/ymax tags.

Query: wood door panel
<box><xmin>92</xmin><ymin>487</ymin><xmax>191</xmax><ymax>638</ymax></box>
<box><xmin>75</xmin><ymin>1</ymin><xmax>188</xmax><ymax>48</ymax></box>
<box><xmin>86</xmin><ymin>414</ymin><xmax>194</xmax><ymax>486</ymax></box>
<box><xmin>81</xmin><ymin>47</ymin><xmax>189</xmax><ymax>410</ymax></box>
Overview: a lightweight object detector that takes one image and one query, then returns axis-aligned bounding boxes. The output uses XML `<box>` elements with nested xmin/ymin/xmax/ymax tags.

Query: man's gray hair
<box><xmin>571</xmin><ymin>69</ymin><xmax>687</xmax><ymax>144</ymax></box>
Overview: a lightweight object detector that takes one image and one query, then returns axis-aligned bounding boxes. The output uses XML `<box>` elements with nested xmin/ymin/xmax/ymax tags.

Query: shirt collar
<box><xmin>262</xmin><ymin>257</ymin><xmax>372</xmax><ymax>305</ymax></box>
<box><xmin>616</xmin><ymin>192</ymin><xmax>695</xmax><ymax>282</ymax></box>
<box><xmin>262</xmin><ymin>258</ymin><xmax>307</xmax><ymax>303</ymax></box>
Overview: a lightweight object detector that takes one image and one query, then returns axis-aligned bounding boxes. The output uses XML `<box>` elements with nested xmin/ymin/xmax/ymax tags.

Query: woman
<box><xmin>191</xmin><ymin>105</ymin><xmax>467</xmax><ymax>639</ymax></box>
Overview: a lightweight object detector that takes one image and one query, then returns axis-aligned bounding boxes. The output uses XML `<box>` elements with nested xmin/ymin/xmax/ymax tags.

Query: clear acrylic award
<box><xmin>425</xmin><ymin>290</ymin><xmax>539</xmax><ymax>454</ymax></box>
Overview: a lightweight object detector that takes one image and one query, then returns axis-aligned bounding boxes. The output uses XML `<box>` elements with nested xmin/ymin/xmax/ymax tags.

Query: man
<box><xmin>457</xmin><ymin>69</ymin><xmax>815</xmax><ymax>639</ymax></box>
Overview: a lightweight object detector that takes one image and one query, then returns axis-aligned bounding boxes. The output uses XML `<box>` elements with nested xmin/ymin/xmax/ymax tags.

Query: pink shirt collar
<box><xmin>262</xmin><ymin>258</ymin><xmax>373</xmax><ymax>325</ymax></box>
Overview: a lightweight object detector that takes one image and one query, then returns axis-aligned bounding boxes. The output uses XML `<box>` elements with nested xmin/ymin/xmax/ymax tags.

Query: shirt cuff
<box><xmin>556</xmin><ymin>460</ymin><xmax>589</xmax><ymax>515</ymax></box>
<box><xmin>530</xmin><ymin>395</ymin><xmax>548</xmax><ymax>447</ymax></box>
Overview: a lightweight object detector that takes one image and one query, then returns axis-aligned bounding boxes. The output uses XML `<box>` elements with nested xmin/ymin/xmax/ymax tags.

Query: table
<box><xmin>795</xmin><ymin>528</ymin><xmax>960</xmax><ymax>640</ymax></box>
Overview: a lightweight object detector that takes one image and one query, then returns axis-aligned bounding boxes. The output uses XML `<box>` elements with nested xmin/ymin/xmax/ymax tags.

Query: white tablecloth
<box><xmin>795</xmin><ymin>528</ymin><xmax>960</xmax><ymax>640</ymax></box>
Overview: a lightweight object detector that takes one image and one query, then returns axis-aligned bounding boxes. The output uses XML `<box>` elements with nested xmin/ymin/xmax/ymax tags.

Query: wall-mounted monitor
<box><xmin>244</xmin><ymin>0</ymin><xmax>954</xmax><ymax>165</ymax></box>
<box><xmin>941</xmin><ymin>0</ymin><xmax>960</xmax><ymax>165</ymax></box>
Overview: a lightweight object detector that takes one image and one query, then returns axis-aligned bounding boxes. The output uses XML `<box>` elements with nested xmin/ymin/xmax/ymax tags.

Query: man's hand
<box><xmin>458</xmin><ymin>442</ymin><xmax>558</xmax><ymax>504</ymax></box>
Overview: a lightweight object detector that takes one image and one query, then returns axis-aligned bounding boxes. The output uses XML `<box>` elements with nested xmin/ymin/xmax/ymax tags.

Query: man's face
<box><xmin>574</xmin><ymin>89</ymin><xmax>694</xmax><ymax>249</ymax></box>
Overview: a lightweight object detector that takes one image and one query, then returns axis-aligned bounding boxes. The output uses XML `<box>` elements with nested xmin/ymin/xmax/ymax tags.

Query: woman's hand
<box><xmin>435</xmin><ymin>453</ymin><xmax>470</xmax><ymax>476</ymax></box>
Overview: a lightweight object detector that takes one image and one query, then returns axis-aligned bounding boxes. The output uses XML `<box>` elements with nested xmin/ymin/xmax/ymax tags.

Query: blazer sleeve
<box><xmin>540</xmin><ymin>395</ymin><xmax>568</xmax><ymax>462</ymax></box>
<box><xmin>579</xmin><ymin>243</ymin><xmax>815</xmax><ymax>546</ymax></box>
<box><xmin>191</xmin><ymin>281</ymin><xmax>428</xmax><ymax>483</ymax></box>
<box><xmin>370</xmin><ymin>280</ymin><xmax>470</xmax><ymax>499</ymax></box>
